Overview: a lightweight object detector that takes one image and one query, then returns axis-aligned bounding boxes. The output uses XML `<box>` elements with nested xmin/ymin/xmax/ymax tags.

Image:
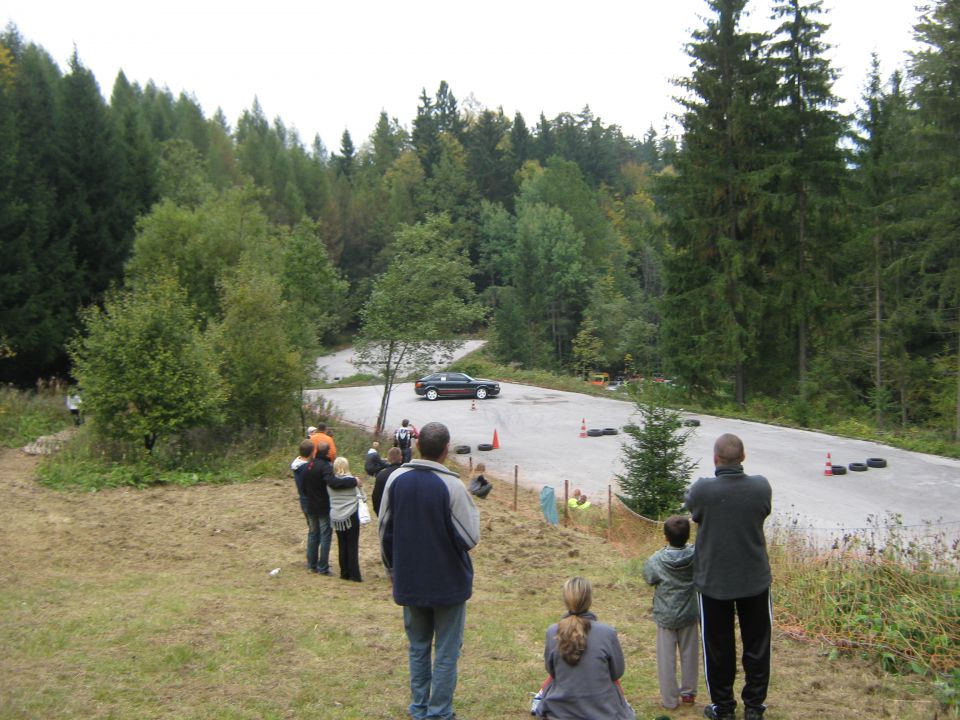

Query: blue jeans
<box><xmin>305</xmin><ymin>512</ymin><xmax>332</xmax><ymax>573</ymax></box>
<box><xmin>403</xmin><ymin>603</ymin><xmax>466</xmax><ymax>720</ymax></box>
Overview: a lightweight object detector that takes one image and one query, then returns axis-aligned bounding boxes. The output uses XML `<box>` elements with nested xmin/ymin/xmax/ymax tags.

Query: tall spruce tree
<box><xmin>909</xmin><ymin>0</ymin><xmax>960</xmax><ymax>439</ymax></box>
<box><xmin>766</xmin><ymin>0</ymin><xmax>847</xmax><ymax>393</ymax></box>
<box><xmin>659</xmin><ymin>0</ymin><xmax>775</xmax><ymax>403</ymax></box>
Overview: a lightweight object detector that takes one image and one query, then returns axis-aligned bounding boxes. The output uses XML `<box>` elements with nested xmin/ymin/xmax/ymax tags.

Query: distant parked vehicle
<box><xmin>589</xmin><ymin>372</ymin><xmax>610</xmax><ymax>386</ymax></box>
<box><xmin>414</xmin><ymin>372</ymin><xmax>501</xmax><ymax>401</ymax></box>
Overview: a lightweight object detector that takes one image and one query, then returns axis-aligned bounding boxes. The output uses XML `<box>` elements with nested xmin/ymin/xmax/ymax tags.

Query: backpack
<box><xmin>395</xmin><ymin>427</ymin><xmax>412</xmax><ymax>448</ymax></box>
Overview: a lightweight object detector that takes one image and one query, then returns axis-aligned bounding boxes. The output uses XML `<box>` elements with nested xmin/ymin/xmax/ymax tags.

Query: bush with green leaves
<box><xmin>69</xmin><ymin>276</ymin><xmax>224</xmax><ymax>451</ymax></box>
<box><xmin>617</xmin><ymin>385</ymin><xmax>695</xmax><ymax>518</ymax></box>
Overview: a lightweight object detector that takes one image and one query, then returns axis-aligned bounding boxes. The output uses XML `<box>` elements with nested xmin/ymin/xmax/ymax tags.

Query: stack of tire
<box><xmin>585</xmin><ymin>428</ymin><xmax>618</xmax><ymax>437</ymax></box>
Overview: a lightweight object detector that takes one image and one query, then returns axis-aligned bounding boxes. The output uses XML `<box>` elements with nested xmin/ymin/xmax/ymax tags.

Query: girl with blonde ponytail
<box><xmin>534</xmin><ymin>577</ymin><xmax>636</xmax><ymax>719</ymax></box>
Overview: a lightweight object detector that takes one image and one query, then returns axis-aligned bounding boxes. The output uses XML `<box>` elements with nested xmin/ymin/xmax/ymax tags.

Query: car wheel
<box><xmin>848</xmin><ymin>462</ymin><xmax>868</xmax><ymax>472</ymax></box>
<box><xmin>425</xmin><ymin>388</ymin><xmax>438</xmax><ymax>401</ymax></box>
<box><xmin>866</xmin><ymin>457</ymin><xmax>887</xmax><ymax>469</ymax></box>
<box><xmin>477</xmin><ymin>443</ymin><xmax>494</xmax><ymax>451</ymax></box>
<box><xmin>586</xmin><ymin>429</ymin><xmax>603</xmax><ymax>437</ymax></box>
<box><xmin>454</xmin><ymin>445</ymin><xmax>471</xmax><ymax>454</ymax></box>
<box><xmin>602</xmin><ymin>428</ymin><xmax>618</xmax><ymax>435</ymax></box>
<box><xmin>831</xmin><ymin>465</ymin><xmax>847</xmax><ymax>475</ymax></box>
<box><xmin>476</xmin><ymin>387</ymin><xmax>487</xmax><ymax>400</ymax></box>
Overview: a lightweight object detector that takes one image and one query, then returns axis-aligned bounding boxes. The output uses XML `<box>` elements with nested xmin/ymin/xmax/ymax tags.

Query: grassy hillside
<box><xmin>0</xmin><ymin>445</ymin><xmax>946</xmax><ymax>720</ymax></box>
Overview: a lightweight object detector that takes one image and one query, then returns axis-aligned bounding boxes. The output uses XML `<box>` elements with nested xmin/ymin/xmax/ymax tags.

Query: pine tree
<box><xmin>617</xmin><ymin>387</ymin><xmax>696</xmax><ymax>518</ymax></box>
<box><xmin>766</xmin><ymin>0</ymin><xmax>847</xmax><ymax>391</ymax></box>
<box><xmin>659</xmin><ymin>0</ymin><xmax>776</xmax><ymax>403</ymax></box>
<box><xmin>908</xmin><ymin>0</ymin><xmax>960</xmax><ymax>439</ymax></box>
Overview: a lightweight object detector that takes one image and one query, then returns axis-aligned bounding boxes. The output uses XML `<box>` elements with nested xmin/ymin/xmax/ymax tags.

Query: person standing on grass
<box><xmin>365</xmin><ymin>440</ymin><xmax>388</xmax><ymax>478</ymax></box>
<box><xmin>330</xmin><ymin>456</ymin><xmax>364</xmax><ymax>582</ymax></box>
<box><xmin>379</xmin><ymin>421</ymin><xmax>480</xmax><ymax>720</ymax></box>
<box><xmin>309</xmin><ymin>422</ymin><xmax>337</xmax><ymax>460</ymax></box>
<box><xmin>643</xmin><ymin>515</ymin><xmax>699</xmax><ymax>710</ymax></box>
<box><xmin>394</xmin><ymin>418</ymin><xmax>417</xmax><ymax>464</ymax></box>
<box><xmin>372</xmin><ymin>446</ymin><xmax>403</xmax><ymax>517</ymax></box>
<box><xmin>298</xmin><ymin>441</ymin><xmax>335</xmax><ymax>576</ymax></box>
<box><xmin>685</xmin><ymin>433</ymin><xmax>772</xmax><ymax>720</ymax></box>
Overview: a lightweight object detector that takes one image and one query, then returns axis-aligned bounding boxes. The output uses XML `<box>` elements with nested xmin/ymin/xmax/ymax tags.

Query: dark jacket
<box><xmin>301</xmin><ymin>457</ymin><xmax>335</xmax><ymax>515</ymax></box>
<box><xmin>685</xmin><ymin>465</ymin><xmax>772</xmax><ymax>600</ymax></box>
<box><xmin>372</xmin><ymin>462</ymin><xmax>402</xmax><ymax>517</ymax></box>
<box><xmin>364</xmin><ymin>448</ymin><xmax>388</xmax><ymax>477</ymax></box>
<box><xmin>643</xmin><ymin>543</ymin><xmax>697</xmax><ymax>629</ymax></box>
<box><xmin>378</xmin><ymin>459</ymin><xmax>480</xmax><ymax>607</ymax></box>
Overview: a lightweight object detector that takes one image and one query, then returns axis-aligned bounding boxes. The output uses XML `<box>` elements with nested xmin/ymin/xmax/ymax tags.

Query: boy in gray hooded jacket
<box><xmin>643</xmin><ymin>515</ymin><xmax>699</xmax><ymax>710</ymax></box>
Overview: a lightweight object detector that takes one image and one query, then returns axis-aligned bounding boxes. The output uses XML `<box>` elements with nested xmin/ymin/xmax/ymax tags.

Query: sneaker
<box><xmin>681</xmin><ymin>693</ymin><xmax>696</xmax><ymax>705</ymax></box>
<box><xmin>529</xmin><ymin>689</ymin><xmax>543</xmax><ymax>715</ymax></box>
<box><xmin>703</xmin><ymin>705</ymin><xmax>735</xmax><ymax>720</ymax></box>
<box><xmin>744</xmin><ymin>706</ymin><xmax>766</xmax><ymax>720</ymax></box>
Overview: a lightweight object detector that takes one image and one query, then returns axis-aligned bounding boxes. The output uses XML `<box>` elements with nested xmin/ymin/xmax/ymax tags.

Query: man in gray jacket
<box><xmin>685</xmin><ymin>433</ymin><xmax>772</xmax><ymax>720</ymax></box>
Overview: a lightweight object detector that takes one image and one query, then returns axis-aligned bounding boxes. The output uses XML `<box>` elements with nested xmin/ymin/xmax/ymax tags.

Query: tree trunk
<box><xmin>375</xmin><ymin>340</ymin><xmax>396</xmax><ymax>436</ymax></box>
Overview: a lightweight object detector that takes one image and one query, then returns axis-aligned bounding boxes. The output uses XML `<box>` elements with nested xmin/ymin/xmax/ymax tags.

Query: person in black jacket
<box><xmin>372</xmin><ymin>446</ymin><xmax>403</xmax><ymax>517</ymax></box>
<box><xmin>685</xmin><ymin>433</ymin><xmax>772</xmax><ymax>720</ymax></box>
<box><xmin>299</xmin><ymin>442</ymin><xmax>337</xmax><ymax>576</ymax></box>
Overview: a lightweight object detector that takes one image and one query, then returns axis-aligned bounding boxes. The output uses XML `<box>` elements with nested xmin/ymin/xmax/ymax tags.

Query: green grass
<box><xmin>0</xmin><ymin>385</ymin><xmax>72</xmax><ymax>449</ymax></box>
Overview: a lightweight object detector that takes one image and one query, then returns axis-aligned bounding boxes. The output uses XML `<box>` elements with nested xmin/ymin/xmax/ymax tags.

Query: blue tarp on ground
<box><xmin>540</xmin><ymin>486</ymin><xmax>559</xmax><ymax>526</ymax></box>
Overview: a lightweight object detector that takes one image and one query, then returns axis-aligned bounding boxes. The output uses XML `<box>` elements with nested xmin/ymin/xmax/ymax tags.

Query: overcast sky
<box><xmin>4</xmin><ymin>1</ymin><xmax>923</xmax><ymax>152</ymax></box>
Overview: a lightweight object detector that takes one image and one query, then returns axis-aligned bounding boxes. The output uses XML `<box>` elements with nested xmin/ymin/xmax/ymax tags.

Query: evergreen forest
<box><xmin>1</xmin><ymin>0</ymin><xmax>959</xmax><ymax>444</ymax></box>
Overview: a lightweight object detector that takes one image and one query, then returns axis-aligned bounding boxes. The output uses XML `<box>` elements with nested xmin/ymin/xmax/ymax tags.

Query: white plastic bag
<box><xmin>357</xmin><ymin>489</ymin><xmax>371</xmax><ymax>525</ymax></box>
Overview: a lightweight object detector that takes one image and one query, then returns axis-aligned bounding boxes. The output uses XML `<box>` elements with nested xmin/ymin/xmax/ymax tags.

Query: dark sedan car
<box><xmin>414</xmin><ymin>372</ymin><xmax>501</xmax><ymax>401</ymax></box>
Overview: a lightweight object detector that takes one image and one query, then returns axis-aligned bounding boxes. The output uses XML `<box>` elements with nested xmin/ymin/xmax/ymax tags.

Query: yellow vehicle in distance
<box><xmin>588</xmin><ymin>372</ymin><xmax>610</xmax><ymax>386</ymax></box>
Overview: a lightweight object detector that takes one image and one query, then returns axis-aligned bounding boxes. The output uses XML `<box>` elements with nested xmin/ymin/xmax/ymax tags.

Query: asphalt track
<box><xmin>312</xmin><ymin>378</ymin><xmax>960</xmax><ymax>539</ymax></box>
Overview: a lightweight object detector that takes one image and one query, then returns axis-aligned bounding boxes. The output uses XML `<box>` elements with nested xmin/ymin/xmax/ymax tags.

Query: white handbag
<box><xmin>357</xmin><ymin>489</ymin><xmax>371</xmax><ymax>525</ymax></box>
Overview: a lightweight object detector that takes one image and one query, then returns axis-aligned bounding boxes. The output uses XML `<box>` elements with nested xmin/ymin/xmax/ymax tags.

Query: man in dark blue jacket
<box><xmin>299</xmin><ymin>442</ymin><xmax>337</xmax><ymax>576</ymax></box>
<box><xmin>379</xmin><ymin>422</ymin><xmax>480</xmax><ymax>720</ymax></box>
<box><xmin>685</xmin><ymin>433</ymin><xmax>772</xmax><ymax>720</ymax></box>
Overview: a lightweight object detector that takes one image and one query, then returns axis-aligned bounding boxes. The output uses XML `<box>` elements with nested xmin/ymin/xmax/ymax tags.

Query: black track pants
<box><xmin>698</xmin><ymin>588</ymin><xmax>772</xmax><ymax>714</ymax></box>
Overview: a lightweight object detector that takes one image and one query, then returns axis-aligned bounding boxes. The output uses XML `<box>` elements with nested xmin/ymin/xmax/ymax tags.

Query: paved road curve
<box><xmin>313</xmin><ymin>381</ymin><xmax>960</xmax><ymax>539</ymax></box>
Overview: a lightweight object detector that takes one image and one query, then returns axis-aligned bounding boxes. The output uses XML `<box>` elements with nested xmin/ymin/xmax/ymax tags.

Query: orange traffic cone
<box><xmin>492</xmin><ymin>429</ymin><xmax>500</xmax><ymax>449</ymax></box>
<box><xmin>470</xmin><ymin>399</ymin><xmax>476</xmax><ymax>411</ymax></box>
<box><xmin>579</xmin><ymin>418</ymin><xmax>587</xmax><ymax>438</ymax></box>
<box><xmin>824</xmin><ymin>452</ymin><xmax>833</xmax><ymax>477</ymax></box>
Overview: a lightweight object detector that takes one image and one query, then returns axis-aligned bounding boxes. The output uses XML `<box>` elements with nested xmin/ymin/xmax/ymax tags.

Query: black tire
<box><xmin>683</xmin><ymin>418</ymin><xmax>701</xmax><ymax>427</ymax></box>
<box><xmin>477</xmin><ymin>443</ymin><xmax>494</xmax><ymax>451</ymax></box>
<box><xmin>866</xmin><ymin>457</ymin><xmax>887</xmax><ymax>469</ymax></box>
<box><xmin>831</xmin><ymin>465</ymin><xmax>847</xmax><ymax>475</ymax></box>
<box><xmin>602</xmin><ymin>428</ymin><xmax>618</xmax><ymax>435</ymax></box>
<box><xmin>848</xmin><ymin>462</ymin><xmax>868</xmax><ymax>472</ymax></box>
<box><xmin>425</xmin><ymin>388</ymin><xmax>438</xmax><ymax>401</ymax></box>
<box><xmin>586</xmin><ymin>429</ymin><xmax>603</xmax><ymax>437</ymax></box>
<box><xmin>454</xmin><ymin>445</ymin><xmax>471</xmax><ymax>454</ymax></box>
<box><xmin>475</xmin><ymin>387</ymin><xmax>488</xmax><ymax>400</ymax></box>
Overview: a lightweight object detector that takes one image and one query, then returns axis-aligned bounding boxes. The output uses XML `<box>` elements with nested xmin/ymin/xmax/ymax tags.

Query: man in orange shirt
<box><xmin>308</xmin><ymin>423</ymin><xmax>337</xmax><ymax>460</ymax></box>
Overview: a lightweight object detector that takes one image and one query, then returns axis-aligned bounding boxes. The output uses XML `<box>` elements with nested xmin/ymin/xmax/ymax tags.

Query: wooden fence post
<box><xmin>513</xmin><ymin>465</ymin><xmax>518</xmax><ymax>511</ymax></box>
<box><xmin>564</xmin><ymin>478</ymin><xmax>569</xmax><ymax>526</ymax></box>
<box><xmin>607</xmin><ymin>484</ymin><xmax>612</xmax><ymax>541</ymax></box>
